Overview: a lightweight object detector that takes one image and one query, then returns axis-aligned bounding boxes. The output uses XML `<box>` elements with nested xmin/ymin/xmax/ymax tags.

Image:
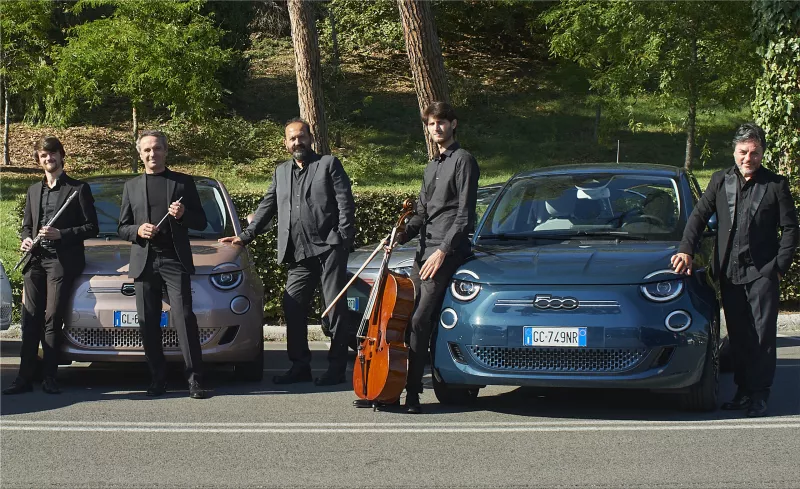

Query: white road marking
<box><xmin>2</xmin><ymin>417</ymin><xmax>799</xmax><ymax>433</ymax></box>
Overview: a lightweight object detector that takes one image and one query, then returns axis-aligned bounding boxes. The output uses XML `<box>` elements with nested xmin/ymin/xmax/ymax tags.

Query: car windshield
<box><xmin>478</xmin><ymin>173</ymin><xmax>683</xmax><ymax>241</ymax></box>
<box><xmin>90</xmin><ymin>179</ymin><xmax>234</xmax><ymax>239</ymax></box>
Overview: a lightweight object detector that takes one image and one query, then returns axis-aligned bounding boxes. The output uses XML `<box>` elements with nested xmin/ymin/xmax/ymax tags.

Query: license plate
<box><xmin>523</xmin><ymin>327</ymin><xmax>587</xmax><ymax>347</ymax></box>
<box><xmin>347</xmin><ymin>297</ymin><xmax>359</xmax><ymax>311</ymax></box>
<box><xmin>113</xmin><ymin>311</ymin><xmax>168</xmax><ymax>328</ymax></box>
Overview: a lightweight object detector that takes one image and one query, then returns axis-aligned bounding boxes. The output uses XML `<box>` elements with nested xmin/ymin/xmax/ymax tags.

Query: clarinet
<box><xmin>13</xmin><ymin>190</ymin><xmax>79</xmax><ymax>272</ymax></box>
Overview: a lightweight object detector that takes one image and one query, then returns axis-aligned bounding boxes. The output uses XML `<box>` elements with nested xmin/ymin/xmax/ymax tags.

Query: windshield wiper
<box><xmin>570</xmin><ymin>231</ymin><xmax>647</xmax><ymax>241</ymax></box>
<box><xmin>478</xmin><ymin>233</ymin><xmax>570</xmax><ymax>241</ymax></box>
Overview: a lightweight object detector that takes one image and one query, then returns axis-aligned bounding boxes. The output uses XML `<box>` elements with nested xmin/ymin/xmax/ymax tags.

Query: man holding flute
<box><xmin>118</xmin><ymin>130</ymin><xmax>208</xmax><ymax>399</ymax></box>
<box><xmin>3</xmin><ymin>136</ymin><xmax>98</xmax><ymax>395</ymax></box>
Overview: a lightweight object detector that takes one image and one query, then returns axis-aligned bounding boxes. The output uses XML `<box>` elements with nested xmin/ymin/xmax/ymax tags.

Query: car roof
<box><xmin>510</xmin><ymin>163</ymin><xmax>685</xmax><ymax>181</ymax></box>
<box><xmin>83</xmin><ymin>174</ymin><xmax>221</xmax><ymax>188</ymax></box>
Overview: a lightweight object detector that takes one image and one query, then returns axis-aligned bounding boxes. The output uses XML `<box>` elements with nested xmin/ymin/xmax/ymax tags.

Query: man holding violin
<box><xmin>393</xmin><ymin>102</ymin><xmax>480</xmax><ymax>414</ymax></box>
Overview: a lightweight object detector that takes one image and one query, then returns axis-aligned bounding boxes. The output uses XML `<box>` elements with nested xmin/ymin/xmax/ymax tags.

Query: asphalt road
<box><xmin>1</xmin><ymin>336</ymin><xmax>799</xmax><ymax>489</ymax></box>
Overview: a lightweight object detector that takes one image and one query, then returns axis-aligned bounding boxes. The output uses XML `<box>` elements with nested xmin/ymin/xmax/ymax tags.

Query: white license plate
<box><xmin>347</xmin><ymin>297</ymin><xmax>359</xmax><ymax>311</ymax></box>
<box><xmin>113</xmin><ymin>311</ymin><xmax>168</xmax><ymax>328</ymax></box>
<box><xmin>523</xmin><ymin>327</ymin><xmax>587</xmax><ymax>347</ymax></box>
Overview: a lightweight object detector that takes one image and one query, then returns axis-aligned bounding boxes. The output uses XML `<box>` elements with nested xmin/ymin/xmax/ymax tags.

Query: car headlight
<box><xmin>390</xmin><ymin>259</ymin><xmax>414</xmax><ymax>277</ymax></box>
<box><xmin>210</xmin><ymin>270</ymin><xmax>243</xmax><ymax>290</ymax></box>
<box><xmin>450</xmin><ymin>279</ymin><xmax>481</xmax><ymax>302</ymax></box>
<box><xmin>640</xmin><ymin>279</ymin><xmax>683</xmax><ymax>302</ymax></box>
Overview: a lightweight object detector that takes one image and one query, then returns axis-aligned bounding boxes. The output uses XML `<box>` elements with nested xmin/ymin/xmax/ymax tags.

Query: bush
<box><xmin>229</xmin><ymin>189</ymin><xmax>415</xmax><ymax>321</ymax></box>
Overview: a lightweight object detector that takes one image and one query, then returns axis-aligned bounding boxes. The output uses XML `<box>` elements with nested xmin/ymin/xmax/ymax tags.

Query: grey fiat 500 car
<box><xmin>63</xmin><ymin>176</ymin><xmax>265</xmax><ymax>380</ymax></box>
<box><xmin>432</xmin><ymin>164</ymin><xmax>722</xmax><ymax>411</ymax></box>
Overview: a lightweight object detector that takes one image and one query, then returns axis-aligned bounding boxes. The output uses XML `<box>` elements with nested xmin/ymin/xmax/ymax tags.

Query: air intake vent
<box><xmin>65</xmin><ymin>328</ymin><xmax>217</xmax><ymax>349</ymax></box>
<box><xmin>469</xmin><ymin>346</ymin><xmax>646</xmax><ymax>372</ymax></box>
<box><xmin>448</xmin><ymin>342</ymin><xmax>467</xmax><ymax>364</ymax></box>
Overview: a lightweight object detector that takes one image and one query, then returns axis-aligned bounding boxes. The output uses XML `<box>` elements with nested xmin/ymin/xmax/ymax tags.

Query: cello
<box><xmin>349</xmin><ymin>201</ymin><xmax>417</xmax><ymax>409</ymax></box>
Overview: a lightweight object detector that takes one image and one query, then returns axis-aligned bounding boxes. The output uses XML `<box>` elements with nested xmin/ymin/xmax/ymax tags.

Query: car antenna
<box><xmin>616</xmin><ymin>140</ymin><xmax>620</xmax><ymax>164</ymax></box>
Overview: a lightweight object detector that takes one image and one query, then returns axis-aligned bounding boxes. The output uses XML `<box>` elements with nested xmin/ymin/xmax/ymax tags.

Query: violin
<box><xmin>351</xmin><ymin>200</ymin><xmax>416</xmax><ymax>408</ymax></box>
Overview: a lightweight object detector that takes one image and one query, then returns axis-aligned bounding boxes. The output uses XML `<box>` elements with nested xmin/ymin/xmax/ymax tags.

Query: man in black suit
<box><xmin>118</xmin><ymin>130</ymin><xmax>208</xmax><ymax>399</ymax></box>
<box><xmin>219</xmin><ymin>118</ymin><xmax>355</xmax><ymax>386</ymax></box>
<box><xmin>3</xmin><ymin>136</ymin><xmax>98</xmax><ymax>395</ymax></box>
<box><xmin>672</xmin><ymin>123</ymin><xmax>798</xmax><ymax>417</ymax></box>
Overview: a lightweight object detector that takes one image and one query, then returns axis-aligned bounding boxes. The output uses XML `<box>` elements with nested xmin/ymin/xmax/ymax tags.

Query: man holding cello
<box><xmin>393</xmin><ymin>102</ymin><xmax>480</xmax><ymax>414</ymax></box>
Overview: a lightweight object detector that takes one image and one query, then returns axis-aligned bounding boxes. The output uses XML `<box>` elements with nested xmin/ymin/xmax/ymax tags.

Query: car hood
<box><xmin>83</xmin><ymin>239</ymin><xmax>247</xmax><ymax>275</ymax></box>
<box><xmin>348</xmin><ymin>239</ymin><xmax>418</xmax><ymax>270</ymax></box>
<box><xmin>460</xmin><ymin>241</ymin><xmax>680</xmax><ymax>285</ymax></box>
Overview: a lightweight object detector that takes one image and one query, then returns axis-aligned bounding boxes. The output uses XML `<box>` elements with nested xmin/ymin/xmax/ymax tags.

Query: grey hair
<box><xmin>136</xmin><ymin>130</ymin><xmax>169</xmax><ymax>152</ymax></box>
<box><xmin>732</xmin><ymin>123</ymin><xmax>767</xmax><ymax>152</ymax></box>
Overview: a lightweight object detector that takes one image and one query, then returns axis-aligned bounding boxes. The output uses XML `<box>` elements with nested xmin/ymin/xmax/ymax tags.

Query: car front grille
<box><xmin>468</xmin><ymin>346</ymin><xmax>647</xmax><ymax>373</ymax></box>
<box><xmin>0</xmin><ymin>304</ymin><xmax>11</xmax><ymax>322</ymax></box>
<box><xmin>65</xmin><ymin>327</ymin><xmax>218</xmax><ymax>350</ymax></box>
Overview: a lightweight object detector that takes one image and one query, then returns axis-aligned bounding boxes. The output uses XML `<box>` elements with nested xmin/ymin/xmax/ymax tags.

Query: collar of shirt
<box><xmin>733</xmin><ymin>165</ymin><xmax>764</xmax><ymax>187</ymax></box>
<box><xmin>293</xmin><ymin>151</ymin><xmax>321</xmax><ymax>169</ymax></box>
<box><xmin>436</xmin><ymin>142</ymin><xmax>461</xmax><ymax>162</ymax></box>
<box><xmin>41</xmin><ymin>171</ymin><xmax>66</xmax><ymax>189</ymax></box>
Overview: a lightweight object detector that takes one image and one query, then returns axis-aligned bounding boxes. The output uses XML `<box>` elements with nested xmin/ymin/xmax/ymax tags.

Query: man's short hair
<box><xmin>136</xmin><ymin>130</ymin><xmax>169</xmax><ymax>152</ymax></box>
<box><xmin>732</xmin><ymin>123</ymin><xmax>767</xmax><ymax>152</ymax></box>
<box><xmin>421</xmin><ymin>102</ymin><xmax>457</xmax><ymax>124</ymax></box>
<box><xmin>33</xmin><ymin>136</ymin><xmax>65</xmax><ymax>163</ymax></box>
<box><xmin>285</xmin><ymin>117</ymin><xmax>312</xmax><ymax>136</ymax></box>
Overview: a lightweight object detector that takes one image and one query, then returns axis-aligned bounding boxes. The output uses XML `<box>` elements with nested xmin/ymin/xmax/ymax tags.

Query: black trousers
<box><xmin>406</xmin><ymin>252</ymin><xmax>465</xmax><ymax>395</ymax></box>
<box><xmin>19</xmin><ymin>256</ymin><xmax>77</xmax><ymax>381</ymax></box>
<box><xmin>135</xmin><ymin>249</ymin><xmax>203</xmax><ymax>384</ymax></box>
<box><xmin>283</xmin><ymin>245</ymin><xmax>350</xmax><ymax>374</ymax></box>
<box><xmin>720</xmin><ymin>274</ymin><xmax>779</xmax><ymax>401</ymax></box>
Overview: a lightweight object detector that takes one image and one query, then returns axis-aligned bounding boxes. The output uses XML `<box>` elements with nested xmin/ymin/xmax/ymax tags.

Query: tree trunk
<box><xmin>131</xmin><ymin>104</ymin><xmax>139</xmax><ymax>173</ymax></box>
<box><xmin>397</xmin><ymin>0</ymin><xmax>450</xmax><ymax>160</ymax></box>
<box><xmin>2</xmin><ymin>75</ymin><xmax>9</xmax><ymax>166</ymax></box>
<box><xmin>684</xmin><ymin>35</ymin><xmax>698</xmax><ymax>170</ymax></box>
<box><xmin>287</xmin><ymin>0</ymin><xmax>330</xmax><ymax>155</ymax></box>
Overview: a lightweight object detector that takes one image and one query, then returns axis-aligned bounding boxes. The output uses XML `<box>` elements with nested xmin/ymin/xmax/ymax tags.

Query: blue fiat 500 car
<box><xmin>433</xmin><ymin>164</ymin><xmax>721</xmax><ymax>411</ymax></box>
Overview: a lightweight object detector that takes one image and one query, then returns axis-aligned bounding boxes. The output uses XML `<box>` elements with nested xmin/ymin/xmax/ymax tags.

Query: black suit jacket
<box><xmin>238</xmin><ymin>153</ymin><xmax>355</xmax><ymax>264</ymax></box>
<box><xmin>21</xmin><ymin>174</ymin><xmax>99</xmax><ymax>274</ymax></box>
<box><xmin>117</xmin><ymin>169</ymin><xmax>207</xmax><ymax>278</ymax></box>
<box><xmin>679</xmin><ymin>165</ymin><xmax>799</xmax><ymax>280</ymax></box>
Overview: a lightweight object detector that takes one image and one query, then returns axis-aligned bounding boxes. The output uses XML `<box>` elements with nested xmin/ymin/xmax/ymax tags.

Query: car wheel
<box><xmin>234</xmin><ymin>345</ymin><xmax>264</xmax><ymax>382</ymax></box>
<box><xmin>679</xmin><ymin>316</ymin><xmax>719</xmax><ymax>412</ymax></box>
<box><xmin>432</xmin><ymin>373</ymin><xmax>480</xmax><ymax>405</ymax></box>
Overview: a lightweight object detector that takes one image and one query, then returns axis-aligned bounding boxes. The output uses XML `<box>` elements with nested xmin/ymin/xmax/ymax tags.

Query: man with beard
<box><xmin>219</xmin><ymin>118</ymin><xmax>356</xmax><ymax>386</ymax></box>
<box><xmin>390</xmin><ymin>102</ymin><xmax>479</xmax><ymax>414</ymax></box>
<box><xmin>3</xmin><ymin>136</ymin><xmax>98</xmax><ymax>395</ymax></box>
<box><xmin>671</xmin><ymin>123</ymin><xmax>798</xmax><ymax>417</ymax></box>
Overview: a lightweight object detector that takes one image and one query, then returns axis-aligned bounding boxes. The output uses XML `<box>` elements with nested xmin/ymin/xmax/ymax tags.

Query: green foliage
<box><xmin>164</xmin><ymin>116</ymin><xmax>284</xmax><ymax>165</ymax></box>
<box><xmin>0</xmin><ymin>0</ymin><xmax>53</xmax><ymax>122</ymax></box>
<box><xmin>229</xmin><ymin>189</ymin><xmax>414</xmax><ymax>320</ymax></box>
<box><xmin>47</xmin><ymin>0</ymin><xmax>232</xmax><ymax>125</ymax></box>
<box><xmin>751</xmin><ymin>1</ymin><xmax>800</xmax><ymax>302</ymax></box>
<box><xmin>541</xmin><ymin>0</ymin><xmax>758</xmax><ymax>163</ymax></box>
<box><xmin>318</xmin><ymin>0</ymin><xmax>404</xmax><ymax>55</ymax></box>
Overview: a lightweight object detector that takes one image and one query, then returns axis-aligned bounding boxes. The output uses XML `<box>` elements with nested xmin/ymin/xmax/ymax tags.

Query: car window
<box><xmin>479</xmin><ymin>173</ymin><xmax>684</xmax><ymax>241</ymax></box>
<box><xmin>89</xmin><ymin>180</ymin><xmax>234</xmax><ymax>239</ymax></box>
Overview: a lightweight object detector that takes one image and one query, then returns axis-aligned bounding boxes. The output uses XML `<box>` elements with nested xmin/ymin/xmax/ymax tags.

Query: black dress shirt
<box><xmin>146</xmin><ymin>171</ymin><xmax>174</xmax><ymax>253</ymax></box>
<box><xmin>38</xmin><ymin>173</ymin><xmax>67</xmax><ymax>256</ymax></box>
<box><xmin>287</xmin><ymin>160</ymin><xmax>315</xmax><ymax>262</ymax></box>
<box><xmin>725</xmin><ymin>167</ymin><xmax>762</xmax><ymax>284</ymax></box>
<box><xmin>403</xmin><ymin>142</ymin><xmax>480</xmax><ymax>259</ymax></box>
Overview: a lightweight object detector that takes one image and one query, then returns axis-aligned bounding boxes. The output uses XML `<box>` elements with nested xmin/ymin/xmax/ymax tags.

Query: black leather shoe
<box><xmin>2</xmin><ymin>380</ymin><xmax>33</xmax><ymax>395</ymax></box>
<box><xmin>189</xmin><ymin>381</ymin><xmax>207</xmax><ymax>399</ymax></box>
<box><xmin>721</xmin><ymin>393</ymin><xmax>752</xmax><ymax>410</ymax></box>
<box><xmin>272</xmin><ymin>369</ymin><xmax>312</xmax><ymax>385</ymax></box>
<box><xmin>41</xmin><ymin>377</ymin><xmax>61</xmax><ymax>394</ymax></box>
<box><xmin>314</xmin><ymin>371</ymin><xmax>347</xmax><ymax>386</ymax></box>
<box><xmin>405</xmin><ymin>392</ymin><xmax>421</xmax><ymax>414</ymax></box>
<box><xmin>353</xmin><ymin>399</ymin><xmax>373</xmax><ymax>408</ymax></box>
<box><xmin>746</xmin><ymin>399</ymin><xmax>768</xmax><ymax>417</ymax></box>
<box><xmin>146</xmin><ymin>381</ymin><xmax>167</xmax><ymax>397</ymax></box>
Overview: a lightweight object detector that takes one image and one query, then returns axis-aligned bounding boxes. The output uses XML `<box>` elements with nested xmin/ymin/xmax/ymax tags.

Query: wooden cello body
<box><xmin>352</xmin><ymin>203</ymin><xmax>416</xmax><ymax>406</ymax></box>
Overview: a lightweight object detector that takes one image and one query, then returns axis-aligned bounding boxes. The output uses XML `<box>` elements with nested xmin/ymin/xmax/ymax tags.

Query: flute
<box><xmin>14</xmin><ymin>190</ymin><xmax>79</xmax><ymax>271</ymax></box>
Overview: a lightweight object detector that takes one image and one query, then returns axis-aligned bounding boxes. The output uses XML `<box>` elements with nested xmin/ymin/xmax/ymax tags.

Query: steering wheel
<box><xmin>621</xmin><ymin>214</ymin><xmax>666</xmax><ymax>227</ymax></box>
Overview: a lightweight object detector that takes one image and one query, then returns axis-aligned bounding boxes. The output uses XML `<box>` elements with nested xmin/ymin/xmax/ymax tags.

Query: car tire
<box><xmin>234</xmin><ymin>345</ymin><xmax>264</xmax><ymax>382</ymax></box>
<box><xmin>679</xmin><ymin>317</ymin><xmax>719</xmax><ymax>412</ymax></box>
<box><xmin>432</xmin><ymin>373</ymin><xmax>480</xmax><ymax>405</ymax></box>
